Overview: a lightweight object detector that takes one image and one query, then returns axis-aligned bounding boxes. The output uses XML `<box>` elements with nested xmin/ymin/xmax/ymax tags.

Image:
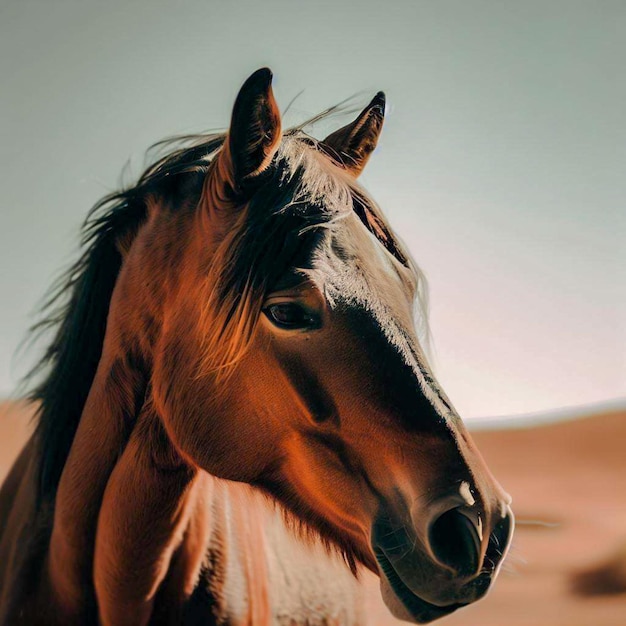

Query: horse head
<box><xmin>120</xmin><ymin>68</ymin><xmax>513</xmax><ymax>623</ymax></box>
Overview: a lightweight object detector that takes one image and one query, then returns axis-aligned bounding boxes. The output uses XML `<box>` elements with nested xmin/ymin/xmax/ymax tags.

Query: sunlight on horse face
<box><xmin>151</xmin><ymin>69</ymin><xmax>514</xmax><ymax>623</ymax></box>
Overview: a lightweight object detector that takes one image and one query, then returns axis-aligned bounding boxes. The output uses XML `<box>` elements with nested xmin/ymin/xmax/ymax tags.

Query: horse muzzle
<box><xmin>371</xmin><ymin>501</ymin><xmax>514</xmax><ymax>623</ymax></box>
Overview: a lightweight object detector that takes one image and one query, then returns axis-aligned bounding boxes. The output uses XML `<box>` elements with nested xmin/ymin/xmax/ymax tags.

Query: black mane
<box><xmin>27</xmin><ymin>133</ymin><xmax>226</xmax><ymax>505</ymax></box>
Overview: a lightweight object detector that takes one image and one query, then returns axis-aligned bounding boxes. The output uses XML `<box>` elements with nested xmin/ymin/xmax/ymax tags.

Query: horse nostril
<box><xmin>429</xmin><ymin>508</ymin><xmax>481</xmax><ymax>577</ymax></box>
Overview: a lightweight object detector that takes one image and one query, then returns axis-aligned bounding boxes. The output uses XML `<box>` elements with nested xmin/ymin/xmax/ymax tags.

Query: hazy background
<box><xmin>1</xmin><ymin>0</ymin><xmax>624</xmax><ymax>420</ymax></box>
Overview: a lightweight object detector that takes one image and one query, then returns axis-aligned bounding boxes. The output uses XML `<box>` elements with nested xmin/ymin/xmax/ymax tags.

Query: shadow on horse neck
<box><xmin>2</xmin><ymin>68</ymin><xmax>514</xmax><ymax>626</ymax></box>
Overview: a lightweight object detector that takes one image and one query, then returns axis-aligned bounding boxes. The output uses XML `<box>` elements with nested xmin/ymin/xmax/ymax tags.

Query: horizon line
<box><xmin>465</xmin><ymin>396</ymin><xmax>626</xmax><ymax>431</ymax></box>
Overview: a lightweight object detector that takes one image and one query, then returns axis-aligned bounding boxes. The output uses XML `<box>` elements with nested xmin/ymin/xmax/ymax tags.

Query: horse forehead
<box><xmin>322</xmin><ymin>217</ymin><xmax>411</xmax><ymax>309</ymax></box>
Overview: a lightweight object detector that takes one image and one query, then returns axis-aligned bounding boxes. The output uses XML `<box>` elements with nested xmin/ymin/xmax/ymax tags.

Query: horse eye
<box><xmin>264</xmin><ymin>303</ymin><xmax>316</xmax><ymax>329</ymax></box>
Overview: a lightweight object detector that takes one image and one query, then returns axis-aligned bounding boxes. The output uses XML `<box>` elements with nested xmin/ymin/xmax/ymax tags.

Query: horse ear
<box><xmin>216</xmin><ymin>68</ymin><xmax>282</xmax><ymax>197</ymax></box>
<box><xmin>321</xmin><ymin>92</ymin><xmax>386</xmax><ymax>177</ymax></box>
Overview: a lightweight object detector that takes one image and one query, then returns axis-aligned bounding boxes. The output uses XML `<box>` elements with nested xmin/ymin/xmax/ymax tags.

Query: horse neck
<box><xmin>46</xmin><ymin>353</ymin><xmax>152</xmax><ymax>617</ymax></box>
<box><xmin>46</xmin><ymin>356</ymin><xmax>369</xmax><ymax>623</ymax></box>
<box><xmin>45</xmin><ymin>209</ymin><xmax>194</xmax><ymax>617</ymax></box>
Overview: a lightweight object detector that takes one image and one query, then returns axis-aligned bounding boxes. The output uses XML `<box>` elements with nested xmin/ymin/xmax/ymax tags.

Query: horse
<box><xmin>0</xmin><ymin>68</ymin><xmax>513</xmax><ymax>625</ymax></box>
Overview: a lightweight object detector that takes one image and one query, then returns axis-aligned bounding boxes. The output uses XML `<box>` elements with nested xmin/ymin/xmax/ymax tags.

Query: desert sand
<box><xmin>1</xmin><ymin>401</ymin><xmax>625</xmax><ymax>625</ymax></box>
<box><xmin>443</xmin><ymin>410</ymin><xmax>626</xmax><ymax>626</ymax></box>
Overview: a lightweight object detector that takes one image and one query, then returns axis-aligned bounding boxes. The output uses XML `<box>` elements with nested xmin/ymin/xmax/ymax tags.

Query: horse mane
<box><xmin>25</xmin><ymin>107</ymin><xmax>429</xmax><ymax>507</ymax></box>
<box><xmin>27</xmin><ymin>132</ymin><xmax>226</xmax><ymax>504</ymax></box>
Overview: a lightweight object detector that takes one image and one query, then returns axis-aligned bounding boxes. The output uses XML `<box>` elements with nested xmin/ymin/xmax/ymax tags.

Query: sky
<box><xmin>0</xmin><ymin>0</ymin><xmax>624</xmax><ymax>419</ymax></box>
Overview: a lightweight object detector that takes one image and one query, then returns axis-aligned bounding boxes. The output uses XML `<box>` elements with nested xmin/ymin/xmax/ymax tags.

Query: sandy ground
<box><xmin>441</xmin><ymin>410</ymin><xmax>626</xmax><ymax>626</ymax></box>
<box><xmin>1</xmin><ymin>401</ymin><xmax>625</xmax><ymax>625</ymax></box>
<box><xmin>0</xmin><ymin>400</ymin><xmax>33</xmax><ymax>480</ymax></box>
